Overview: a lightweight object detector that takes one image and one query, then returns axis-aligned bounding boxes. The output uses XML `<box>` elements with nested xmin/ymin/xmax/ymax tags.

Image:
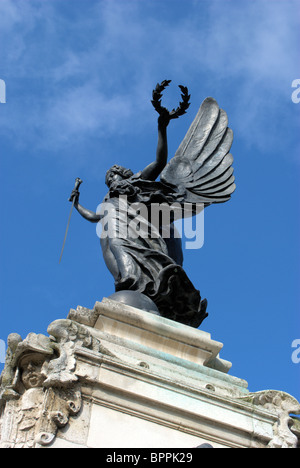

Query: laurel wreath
<box><xmin>151</xmin><ymin>80</ymin><xmax>190</xmax><ymax>119</ymax></box>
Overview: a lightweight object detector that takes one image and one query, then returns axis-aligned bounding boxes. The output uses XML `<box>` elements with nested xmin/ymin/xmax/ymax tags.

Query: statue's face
<box><xmin>106</xmin><ymin>171</ymin><xmax>124</xmax><ymax>188</ymax></box>
<box><xmin>20</xmin><ymin>356</ymin><xmax>46</xmax><ymax>390</ymax></box>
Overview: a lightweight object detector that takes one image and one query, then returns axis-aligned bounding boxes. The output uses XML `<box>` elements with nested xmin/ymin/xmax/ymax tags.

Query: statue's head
<box><xmin>105</xmin><ymin>165</ymin><xmax>133</xmax><ymax>188</ymax></box>
<box><xmin>19</xmin><ymin>353</ymin><xmax>47</xmax><ymax>390</ymax></box>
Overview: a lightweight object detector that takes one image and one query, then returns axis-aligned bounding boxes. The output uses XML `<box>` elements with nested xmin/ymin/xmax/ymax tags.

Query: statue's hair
<box><xmin>105</xmin><ymin>165</ymin><xmax>133</xmax><ymax>186</ymax></box>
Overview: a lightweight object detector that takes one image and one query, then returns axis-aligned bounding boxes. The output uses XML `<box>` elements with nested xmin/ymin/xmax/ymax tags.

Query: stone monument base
<box><xmin>0</xmin><ymin>298</ymin><xmax>299</xmax><ymax>448</ymax></box>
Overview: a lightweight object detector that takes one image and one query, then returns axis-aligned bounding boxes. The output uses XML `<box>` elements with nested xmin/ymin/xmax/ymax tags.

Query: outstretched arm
<box><xmin>140</xmin><ymin>112</ymin><xmax>170</xmax><ymax>181</ymax></box>
<box><xmin>70</xmin><ymin>191</ymin><xmax>100</xmax><ymax>223</ymax></box>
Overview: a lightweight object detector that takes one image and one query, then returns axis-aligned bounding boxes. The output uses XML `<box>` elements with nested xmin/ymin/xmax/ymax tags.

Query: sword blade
<box><xmin>59</xmin><ymin>199</ymin><xmax>75</xmax><ymax>263</ymax></box>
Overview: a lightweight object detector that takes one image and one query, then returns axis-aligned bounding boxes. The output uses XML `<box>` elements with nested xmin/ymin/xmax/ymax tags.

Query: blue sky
<box><xmin>0</xmin><ymin>0</ymin><xmax>299</xmax><ymax>404</ymax></box>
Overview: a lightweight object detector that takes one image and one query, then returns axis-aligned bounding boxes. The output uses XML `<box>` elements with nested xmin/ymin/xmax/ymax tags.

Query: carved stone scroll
<box><xmin>239</xmin><ymin>390</ymin><xmax>300</xmax><ymax>448</ymax></box>
<box><xmin>0</xmin><ymin>320</ymin><xmax>91</xmax><ymax>448</ymax></box>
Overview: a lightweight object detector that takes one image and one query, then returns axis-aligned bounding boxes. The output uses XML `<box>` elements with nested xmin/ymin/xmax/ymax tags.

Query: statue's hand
<box><xmin>69</xmin><ymin>189</ymin><xmax>80</xmax><ymax>203</ymax></box>
<box><xmin>158</xmin><ymin>108</ymin><xmax>171</xmax><ymax>128</ymax></box>
<box><xmin>68</xmin><ymin>177</ymin><xmax>83</xmax><ymax>203</ymax></box>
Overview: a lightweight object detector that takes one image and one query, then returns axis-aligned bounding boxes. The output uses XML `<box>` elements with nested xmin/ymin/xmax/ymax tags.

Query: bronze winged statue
<box><xmin>69</xmin><ymin>81</ymin><xmax>235</xmax><ymax>328</ymax></box>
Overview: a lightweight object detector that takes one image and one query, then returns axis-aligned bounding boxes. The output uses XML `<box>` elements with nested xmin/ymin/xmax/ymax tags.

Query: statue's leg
<box><xmin>100</xmin><ymin>237</ymin><xmax>136</xmax><ymax>285</ymax></box>
<box><xmin>100</xmin><ymin>237</ymin><xmax>119</xmax><ymax>280</ymax></box>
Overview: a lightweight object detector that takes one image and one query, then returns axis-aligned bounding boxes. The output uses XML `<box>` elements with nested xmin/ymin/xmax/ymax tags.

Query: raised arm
<box><xmin>140</xmin><ymin>80</ymin><xmax>190</xmax><ymax>181</ymax></box>
<box><xmin>140</xmin><ymin>112</ymin><xmax>170</xmax><ymax>181</ymax></box>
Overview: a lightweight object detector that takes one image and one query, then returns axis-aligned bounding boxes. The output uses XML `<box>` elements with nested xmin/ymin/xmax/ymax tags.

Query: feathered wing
<box><xmin>160</xmin><ymin>97</ymin><xmax>236</xmax><ymax>205</ymax></box>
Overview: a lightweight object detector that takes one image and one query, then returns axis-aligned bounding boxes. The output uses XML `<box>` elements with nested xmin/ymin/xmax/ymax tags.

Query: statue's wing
<box><xmin>160</xmin><ymin>97</ymin><xmax>236</xmax><ymax>205</ymax></box>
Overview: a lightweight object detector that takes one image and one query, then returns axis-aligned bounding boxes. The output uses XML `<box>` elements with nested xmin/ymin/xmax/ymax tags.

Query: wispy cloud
<box><xmin>0</xmin><ymin>0</ymin><xmax>298</xmax><ymax>158</ymax></box>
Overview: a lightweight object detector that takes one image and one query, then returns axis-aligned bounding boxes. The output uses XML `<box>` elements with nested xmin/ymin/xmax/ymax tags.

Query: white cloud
<box><xmin>46</xmin><ymin>81</ymin><xmax>132</xmax><ymax>143</ymax></box>
<box><xmin>0</xmin><ymin>0</ymin><xmax>298</xmax><ymax>157</ymax></box>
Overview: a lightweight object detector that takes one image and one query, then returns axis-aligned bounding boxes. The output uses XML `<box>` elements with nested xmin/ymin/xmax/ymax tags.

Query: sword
<box><xmin>59</xmin><ymin>177</ymin><xmax>83</xmax><ymax>263</ymax></box>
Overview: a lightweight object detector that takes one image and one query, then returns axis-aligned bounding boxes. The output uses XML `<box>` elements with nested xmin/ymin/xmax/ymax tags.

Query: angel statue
<box><xmin>69</xmin><ymin>80</ymin><xmax>235</xmax><ymax>328</ymax></box>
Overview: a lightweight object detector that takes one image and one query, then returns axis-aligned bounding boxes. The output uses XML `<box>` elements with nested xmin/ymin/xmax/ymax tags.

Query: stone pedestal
<box><xmin>1</xmin><ymin>298</ymin><xmax>299</xmax><ymax>448</ymax></box>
